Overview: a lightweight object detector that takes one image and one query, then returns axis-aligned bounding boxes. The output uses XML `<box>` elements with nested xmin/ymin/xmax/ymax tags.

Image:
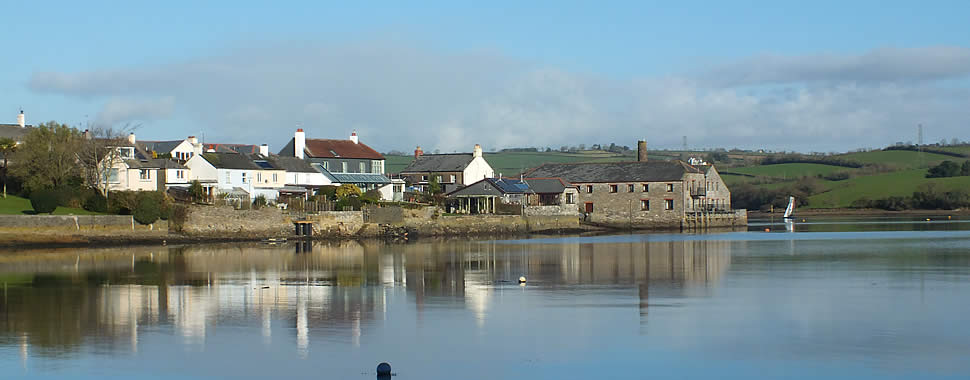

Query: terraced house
<box><xmin>524</xmin><ymin>141</ymin><xmax>742</xmax><ymax>228</ymax></box>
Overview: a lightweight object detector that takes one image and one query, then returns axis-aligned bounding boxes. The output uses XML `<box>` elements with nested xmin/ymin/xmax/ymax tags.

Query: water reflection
<box><xmin>2</xmin><ymin>224</ymin><xmax>970</xmax><ymax>379</ymax></box>
<box><xmin>0</xmin><ymin>239</ymin><xmax>731</xmax><ymax>357</ymax></box>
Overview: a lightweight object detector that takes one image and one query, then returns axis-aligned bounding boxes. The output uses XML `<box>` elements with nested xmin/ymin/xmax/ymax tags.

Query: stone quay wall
<box><xmin>178</xmin><ymin>205</ymin><xmax>292</xmax><ymax>238</ymax></box>
<box><xmin>0</xmin><ymin>215</ymin><xmax>135</xmax><ymax>232</ymax></box>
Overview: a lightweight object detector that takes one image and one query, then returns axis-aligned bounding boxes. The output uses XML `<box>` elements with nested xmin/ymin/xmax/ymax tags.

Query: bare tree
<box><xmin>76</xmin><ymin>124</ymin><xmax>138</xmax><ymax>200</ymax></box>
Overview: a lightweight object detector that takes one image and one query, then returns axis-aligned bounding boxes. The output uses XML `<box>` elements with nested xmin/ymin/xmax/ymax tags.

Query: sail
<box><xmin>783</xmin><ymin>196</ymin><xmax>795</xmax><ymax>218</ymax></box>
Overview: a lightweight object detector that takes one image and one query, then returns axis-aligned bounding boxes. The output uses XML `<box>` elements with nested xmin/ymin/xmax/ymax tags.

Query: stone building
<box><xmin>523</xmin><ymin>141</ymin><xmax>740</xmax><ymax>228</ymax></box>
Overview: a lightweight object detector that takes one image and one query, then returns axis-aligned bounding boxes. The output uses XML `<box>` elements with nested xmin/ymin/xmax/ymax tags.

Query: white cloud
<box><xmin>27</xmin><ymin>41</ymin><xmax>970</xmax><ymax>152</ymax></box>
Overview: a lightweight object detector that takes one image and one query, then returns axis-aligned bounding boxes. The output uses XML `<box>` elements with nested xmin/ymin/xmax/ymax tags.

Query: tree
<box><xmin>335</xmin><ymin>184</ymin><xmax>362</xmax><ymax>199</ymax></box>
<box><xmin>427</xmin><ymin>175</ymin><xmax>442</xmax><ymax>195</ymax></box>
<box><xmin>0</xmin><ymin>137</ymin><xmax>17</xmax><ymax>198</ymax></box>
<box><xmin>9</xmin><ymin>121</ymin><xmax>83</xmax><ymax>193</ymax></box>
<box><xmin>188</xmin><ymin>180</ymin><xmax>205</xmax><ymax>202</ymax></box>
<box><xmin>926</xmin><ymin>160</ymin><xmax>961</xmax><ymax>178</ymax></box>
<box><xmin>76</xmin><ymin>125</ymin><xmax>136</xmax><ymax>200</ymax></box>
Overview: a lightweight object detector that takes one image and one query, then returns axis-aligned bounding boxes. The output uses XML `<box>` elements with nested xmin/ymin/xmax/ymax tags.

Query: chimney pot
<box><xmin>127</xmin><ymin>133</ymin><xmax>136</xmax><ymax>145</ymax></box>
<box><xmin>414</xmin><ymin>146</ymin><xmax>424</xmax><ymax>158</ymax></box>
<box><xmin>294</xmin><ymin>129</ymin><xmax>306</xmax><ymax>159</ymax></box>
<box><xmin>350</xmin><ymin>131</ymin><xmax>359</xmax><ymax>144</ymax></box>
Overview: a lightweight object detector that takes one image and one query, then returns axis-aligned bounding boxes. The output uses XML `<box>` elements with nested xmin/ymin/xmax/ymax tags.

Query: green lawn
<box><xmin>836</xmin><ymin>150</ymin><xmax>955</xmax><ymax>169</ymax></box>
<box><xmin>937</xmin><ymin>146</ymin><xmax>970</xmax><ymax>157</ymax></box>
<box><xmin>385</xmin><ymin>151</ymin><xmax>636</xmax><ymax>177</ymax></box>
<box><xmin>805</xmin><ymin>169</ymin><xmax>970</xmax><ymax>208</ymax></box>
<box><xmin>729</xmin><ymin>163</ymin><xmax>852</xmax><ymax>179</ymax></box>
<box><xmin>0</xmin><ymin>195</ymin><xmax>101</xmax><ymax>215</ymax></box>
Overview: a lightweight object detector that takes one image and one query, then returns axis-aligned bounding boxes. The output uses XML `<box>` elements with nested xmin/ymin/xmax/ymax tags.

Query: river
<box><xmin>2</xmin><ymin>216</ymin><xmax>969</xmax><ymax>379</ymax></box>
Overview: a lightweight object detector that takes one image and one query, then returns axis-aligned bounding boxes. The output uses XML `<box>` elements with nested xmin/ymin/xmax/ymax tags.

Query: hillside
<box><xmin>385</xmin><ymin>150</ymin><xmax>639</xmax><ymax>176</ymax></box>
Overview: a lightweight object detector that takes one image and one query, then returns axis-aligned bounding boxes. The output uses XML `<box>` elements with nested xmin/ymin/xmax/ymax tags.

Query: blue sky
<box><xmin>3</xmin><ymin>1</ymin><xmax>970</xmax><ymax>152</ymax></box>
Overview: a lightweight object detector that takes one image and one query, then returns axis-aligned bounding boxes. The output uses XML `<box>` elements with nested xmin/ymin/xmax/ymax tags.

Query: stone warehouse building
<box><xmin>523</xmin><ymin>141</ymin><xmax>742</xmax><ymax>229</ymax></box>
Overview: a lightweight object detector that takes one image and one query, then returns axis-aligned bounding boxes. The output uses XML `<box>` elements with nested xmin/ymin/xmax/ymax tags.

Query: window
<box><xmin>256</xmin><ymin>173</ymin><xmax>262</xmax><ymax>183</ymax></box>
<box><xmin>272</xmin><ymin>173</ymin><xmax>278</xmax><ymax>182</ymax></box>
<box><xmin>119</xmin><ymin>147</ymin><xmax>134</xmax><ymax>158</ymax></box>
<box><xmin>609</xmin><ymin>184</ymin><xmax>618</xmax><ymax>193</ymax></box>
<box><xmin>422</xmin><ymin>175</ymin><xmax>429</xmax><ymax>181</ymax></box>
<box><xmin>241</xmin><ymin>172</ymin><xmax>248</xmax><ymax>183</ymax></box>
<box><xmin>341</xmin><ymin>161</ymin><xmax>348</xmax><ymax>173</ymax></box>
<box><xmin>641</xmin><ymin>199</ymin><xmax>650</xmax><ymax>211</ymax></box>
<box><xmin>586</xmin><ymin>185</ymin><xmax>593</xmax><ymax>193</ymax></box>
<box><xmin>584</xmin><ymin>202</ymin><xmax>594</xmax><ymax>213</ymax></box>
<box><xmin>225</xmin><ymin>172</ymin><xmax>230</xmax><ymax>183</ymax></box>
<box><xmin>565</xmin><ymin>193</ymin><xmax>574</xmax><ymax>204</ymax></box>
<box><xmin>436</xmin><ymin>175</ymin><xmax>442</xmax><ymax>183</ymax></box>
<box><xmin>108</xmin><ymin>169</ymin><xmax>120</xmax><ymax>183</ymax></box>
<box><xmin>359</xmin><ymin>161</ymin><xmax>366</xmax><ymax>173</ymax></box>
<box><xmin>139</xmin><ymin>169</ymin><xmax>151</xmax><ymax>180</ymax></box>
<box><xmin>665</xmin><ymin>199</ymin><xmax>674</xmax><ymax>210</ymax></box>
<box><xmin>176</xmin><ymin>170</ymin><xmax>183</xmax><ymax>179</ymax></box>
<box><xmin>372</xmin><ymin>160</ymin><xmax>384</xmax><ymax>174</ymax></box>
<box><xmin>628</xmin><ymin>184</ymin><xmax>635</xmax><ymax>192</ymax></box>
<box><xmin>642</xmin><ymin>184</ymin><xmax>649</xmax><ymax>192</ymax></box>
<box><xmin>449</xmin><ymin>175</ymin><xmax>456</xmax><ymax>183</ymax></box>
<box><xmin>322</xmin><ymin>161</ymin><xmax>329</xmax><ymax>170</ymax></box>
<box><xmin>666</xmin><ymin>183</ymin><xmax>674</xmax><ymax>192</ymax></box>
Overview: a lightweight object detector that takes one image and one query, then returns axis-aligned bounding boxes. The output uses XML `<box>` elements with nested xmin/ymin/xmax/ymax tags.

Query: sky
<box><xmin>3</xmin><ymin>1</ymin><xmax>970</xmax><ymax>153</ymax></box>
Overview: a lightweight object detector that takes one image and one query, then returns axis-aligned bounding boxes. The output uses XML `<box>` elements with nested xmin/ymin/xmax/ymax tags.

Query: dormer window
<box><xmin>119</xmin><ymin>147</ymin><xmax>134</xmax><ymax>158</ymax></box>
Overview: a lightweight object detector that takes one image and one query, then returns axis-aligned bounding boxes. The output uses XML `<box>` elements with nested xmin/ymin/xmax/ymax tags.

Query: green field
<box><xmin>805</xmin><ymin>169</ymin><xmax>970</xmax><ymax>208</ymax></box>
<box><xmin>938</xmin><ymin>146</ymin><xmax>970</xmax><ymax>156</ymax></box>
<box><xmin>385</xmin><ymin>151</ymin><xmax>637</xmax><ymax>176</ymax></box>
<box><xmin>836</xmin><ymin>150</ymin><xmax>955</xmax><ymax>168</ymax></box>
<box><xmin>728</xmin><ymin>163</ymin><xmax>852</xmax><ymax>179</ymax></box>
<box><xmin>0</xmin><ymin>195</ymin><xmax>101</xmax><ymax>215</ymax></box>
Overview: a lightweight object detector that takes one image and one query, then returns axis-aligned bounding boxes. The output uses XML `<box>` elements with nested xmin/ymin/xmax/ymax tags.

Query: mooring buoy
<box><xmin>518</xmin><ymin>276</ymin><xmax>527</xmax><ymax>284</ymax></box>
<box><xmin>377</xmin><ymin>362</ymin><xmax>391</xmax><ymax>376</ymax></box>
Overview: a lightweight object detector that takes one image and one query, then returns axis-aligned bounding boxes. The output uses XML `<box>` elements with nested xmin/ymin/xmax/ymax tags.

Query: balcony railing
<box><xmin>690</xmin><ymin>187</ymin><xmax>707</xmax><ymax>197</ymax></box>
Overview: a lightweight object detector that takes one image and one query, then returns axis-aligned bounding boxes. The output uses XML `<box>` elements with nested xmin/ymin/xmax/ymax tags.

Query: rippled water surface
<box><xmin>2</xmin><ymin>217</ymin><xmax>970</xmax><ymax>379</ymax></box>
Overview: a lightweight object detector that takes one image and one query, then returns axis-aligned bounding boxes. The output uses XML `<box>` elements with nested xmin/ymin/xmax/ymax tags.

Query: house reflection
<box><xmin>0</xmin><ymin>237</ymin><xmax>732</xmax><ymax>356</ymax></box>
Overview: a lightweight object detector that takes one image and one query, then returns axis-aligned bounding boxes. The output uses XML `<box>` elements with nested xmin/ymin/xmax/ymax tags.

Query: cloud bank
<box><xmin>28</xmin><ymin>41</ymin><xmax>970</xmax><ymax>152</ymax></box>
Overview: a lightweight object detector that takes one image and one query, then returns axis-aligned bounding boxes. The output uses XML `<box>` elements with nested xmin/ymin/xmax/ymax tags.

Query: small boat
<box><xmin>783</xmin><ymin>196</ymin><xmax>795</xmax><ymax>219</ymax></box>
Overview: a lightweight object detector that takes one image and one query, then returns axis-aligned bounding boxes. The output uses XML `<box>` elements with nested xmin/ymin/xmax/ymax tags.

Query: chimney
<box><xmin>473</xmin><ymin>144</ymin><xmax>482</xmax><ymax>158</ymax></box>
<box><xmin>637</xmin><ymin>140</ymin><xmax>647</xmax><ymax>162</ymax></box>
<box><xmin>83</xmin><ymin>129</ymin><xmax>92</xmax><ymax>140</ymax></box>
<box><xmin>350</xmin><ymin>131</ymin><xmax>359</xmax><ymax>144</ymax></box>
<box><xmin>259</xmin><ymin>144</ymin><xmax>269</xmax><ymax>157</ymax></box>
<box><xmin>294</xmin><ymin>128</ymin><xmax>306</xmax><ymax>159</ymax></box>
<box><xmin>188</xmin><ymin>135</ymin><xmax>198</xmax><ymax>145</ymax></box>
<box><xmin>188</xmin><ymin>136</ymin><xmax>202</xmax><ymax>155</ymax></box>
<box><xmin>17</xmin><ymin>110</ymin><xmax>25</xmax><ymax>128</ymax></box>
<box><xmin>414</xmin><ymin>146</ymin><xmax>424</xmax><ymax>158</ymax></box>
<box><xmin>127</xmin><ymin>133</ymin><xmax>136</xmax><ymax>145</ymax></box>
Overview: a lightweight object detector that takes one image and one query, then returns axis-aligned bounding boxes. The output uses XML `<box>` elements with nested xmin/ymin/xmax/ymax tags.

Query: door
<box><xmin>584</xmin><ymin>202</ymin><xmax>594</xmax><ymax>213</ymax></box>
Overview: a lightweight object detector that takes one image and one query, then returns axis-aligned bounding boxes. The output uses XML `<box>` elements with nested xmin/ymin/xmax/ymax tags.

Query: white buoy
<box><xmin>518</xmin><ymin>276</ymin><xmax>527</xmax><ymax>284</ymax></box>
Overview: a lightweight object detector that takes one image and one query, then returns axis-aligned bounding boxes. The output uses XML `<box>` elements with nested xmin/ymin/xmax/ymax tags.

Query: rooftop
<box><xmin>523</xmin><ymin>161</ymin><xmax>702</xmax><ymax>183</ymax></box>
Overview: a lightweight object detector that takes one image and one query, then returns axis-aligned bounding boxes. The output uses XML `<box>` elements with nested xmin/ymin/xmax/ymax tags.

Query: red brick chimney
<box><xmin>414</xmin><ymin>146</ymin><xmax>424</xmax><ymax>158</ymax></box>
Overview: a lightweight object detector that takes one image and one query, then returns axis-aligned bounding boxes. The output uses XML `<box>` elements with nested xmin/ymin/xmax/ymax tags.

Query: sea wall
<box><xmin>178</xmin><ymin>205</ymin><xmax>292</xmax><ymax>238</ymax></box>
<box><xmin>0</xmin><ymin>215</ymin><xmax>135</xmax><ymax>232</ymax></box>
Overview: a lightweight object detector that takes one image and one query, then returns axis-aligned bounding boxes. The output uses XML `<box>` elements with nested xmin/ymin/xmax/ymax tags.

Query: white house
<box><xmin>141</xmin><ymin>136</ymin><xmax>204</xmax><ymax>162</ymax></box>
<box><xmin>185</xmin><ymin>152</ymin><xmax>286</xmax><ymax>201</ymax></box>
<box><xmin>399</xmin><ymin>144</ymin><xmax>495</xmax><ymax>193</ymax></box>
<box><xmin>277</xmin><ymin>129</ymin><xmax>392</xmax><ymax>196</ymax></box>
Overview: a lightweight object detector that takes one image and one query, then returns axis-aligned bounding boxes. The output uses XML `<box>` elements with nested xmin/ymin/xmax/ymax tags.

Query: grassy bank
<box><xmin>0</xmin><ymin>195</ymin><xmax>101</xmax><ymax>215</ymax></box>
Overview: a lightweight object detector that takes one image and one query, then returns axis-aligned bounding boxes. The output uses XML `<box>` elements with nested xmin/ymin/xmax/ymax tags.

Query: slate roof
<box><xmin>523</xmin><ymin>178</ymin><xmax>569</xmax><ymax>194</ymax></box>
<box><xmin>400</xmin><ymin>154</ymin><xmax>473</xmax><ymax>173</ymax></box>
<box><xmin>202</xmin><ymin>152</ymin><xmax>261</xmax><ymax>170</ymax></box>
<box><xmin>205</xmin><ymin>143</ymin><xmax>259</xmax><ymax>154</ymax></box>
<box><xmin>304</xmin><ymin>139</ymin><xmax>384</xmax><ymax>160</ymax></box>
<box><xmin>267</xmin><ymin>156</ymin><xmax>318</xmax><ymax>173</ymax></box>
<box><xmin>0</xmin><ymin>125</ymin><xmax>30</xmax><ymax>141</ymax></box>
<box><xmin>523</xmin><ymin>161</ymin><xmax>701</xmax><ymax>183</ymax></box>
<box><xmin>141</xmin><ymin>140</ymin><xmax>183</xmax><ymax>154</ymax></box>
<box><xmin>447</xmin><ymin>178</ymin><xmax>530</xmax><ymax>197</ymax></box>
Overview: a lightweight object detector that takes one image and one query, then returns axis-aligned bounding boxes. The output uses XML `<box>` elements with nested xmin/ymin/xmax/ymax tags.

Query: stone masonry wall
<box><xmin>576</xmin><ymin>181</ymin><xmax>686</xmax><ymax>228</ymax></box>
<box><xmin>0</xmin><ymin>215</ymin><xmax>135</xmax><ymax>232</ymax></box>
<box><xmin>180</xmin><ymin>205</ymin><xmax>292</xmax><ymax>238</ymax></box>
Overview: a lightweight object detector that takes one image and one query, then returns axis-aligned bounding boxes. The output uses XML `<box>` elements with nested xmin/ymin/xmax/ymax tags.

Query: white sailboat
<box><xmin>783</xmin><ymin>196</ymin><xmax>795</xmax><ymax>219</ymax></box>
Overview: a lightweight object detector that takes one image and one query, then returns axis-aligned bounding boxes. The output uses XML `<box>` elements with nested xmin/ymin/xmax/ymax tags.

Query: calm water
<box><xmin>2</xmin><ymin>217</ymin><xmax>970</xmax><ymax>379</ymax></box>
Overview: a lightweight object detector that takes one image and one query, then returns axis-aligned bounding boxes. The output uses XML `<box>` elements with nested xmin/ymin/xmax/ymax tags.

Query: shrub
<box><xmin>335</xmin><ymin>196</ymin><xmax>362</xmax><ymax>211</ymax></box>
<box><xmin>29</xmin><ymin>189</ymin><xmax>59</xmax><ymax>214</ymax></box>
<box><xmin>188</xmin><ymin>180</ymin><xmax>205</xmax><ymax>202</ymax></box>
<box><xmin>927</xmin><ymin>161</ymin><xmax>961</xmax><ymax>178</ymax></box>
<box><xmin>252</xmin><ymin>194</ymin><xmax>267</xmax><ymax>209</ymax></box>
<box><xmin>133</xmin><ymin>195</ymin><xmax>162</xmax><ymax>225</ymax></box>
<box><xmin>169</xmin><ymin>204</ymin><xmax>189</xmax><ymax>232</ymax></box>
<box><xmin>83</xmin><ymin>192</ymin><xmax>108</xmax><ymax>212</ymax></box>
<box><xmin>361</xmin><ymin>189</ymin><xmax>381</xmax><ymax>204</ymax></box>
<box><xmin>336</xmin><ymin>184</ymin><xmax>361</xmax><ymax>198</ymax></box>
